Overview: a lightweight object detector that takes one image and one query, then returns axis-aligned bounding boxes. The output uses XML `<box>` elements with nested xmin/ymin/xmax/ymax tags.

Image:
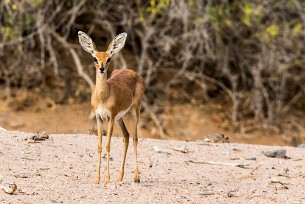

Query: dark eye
<box><xmin>93</xmin><ymin>57</ymin><xmax>98</xmax><ymax>63</ymax></box>
<box><xmin>106</xmin><ymin>58</ymin><xmax>111</xmax><ymax>64</ymax></box>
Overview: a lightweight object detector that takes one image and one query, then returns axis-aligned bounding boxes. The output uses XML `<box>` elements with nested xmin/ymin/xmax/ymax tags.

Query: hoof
<box><xmin>117</xmin><ymin>172</ymin><xmax>124</xmax><ymax>182</ymax></box>
<box><xmin>134</xmin><ymin>178</ymin><xmax>140</xmax><ymax>183</ymax></box>
<box><xmin>105</xmin><ymin>177</ymin><xmax>110</xmax><ymax>184</ymax></box>
<box><xmin>96</xmin><ymin>178</ymin><xmax>100</xmax><ymax>184</ymax></box>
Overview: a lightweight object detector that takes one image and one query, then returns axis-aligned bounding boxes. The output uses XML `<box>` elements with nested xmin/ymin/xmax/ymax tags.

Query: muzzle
<box><xmin>99</xmin><ymin>67</ymin><xmax>105</xmax><ymax>73</ymax></box>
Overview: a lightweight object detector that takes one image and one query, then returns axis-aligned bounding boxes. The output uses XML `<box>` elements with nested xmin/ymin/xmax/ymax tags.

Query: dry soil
<box><xmin>0</xmin><ymin>129</ymin><xmax>304</xmax><ymax>203</ymax></box>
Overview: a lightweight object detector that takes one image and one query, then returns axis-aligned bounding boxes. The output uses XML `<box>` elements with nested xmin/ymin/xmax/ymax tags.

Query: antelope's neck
<box><xmin>95</xmin><ymin>71</ymin><xmax>109</xmax><ymax>101</ymax></box>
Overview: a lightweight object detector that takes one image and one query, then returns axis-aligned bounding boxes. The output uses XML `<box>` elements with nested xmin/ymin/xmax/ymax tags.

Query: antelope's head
<box><xmin>78</xmin><ymin>31</ymin><xmax>127</xmax><ymax>74</ymax></box>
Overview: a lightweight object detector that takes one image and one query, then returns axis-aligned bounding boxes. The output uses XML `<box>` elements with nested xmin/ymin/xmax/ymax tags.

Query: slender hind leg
<box><xmin>132</xmin><ymin>107</ymin><xmax>140</xmax><ymax>183</ymax></box>
<box><xmin>96</xmin><ymin>116</ymin><xmax>103</xmax><ymax>184</ymax></box>
<box><xmin>117</xmin><ymin>118</ymin><xmax>130</xmax><ymax>181</ymax></box>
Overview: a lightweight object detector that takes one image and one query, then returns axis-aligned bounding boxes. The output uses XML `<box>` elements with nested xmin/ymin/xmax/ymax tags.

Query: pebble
<box><xmin>140</xmin><ymin>183</ymin><xmax>155</xmax><ymax>187</ymax></box>
<box><xmin>262</xmin><ymin>149</ymin><xmax>287</xmax><ymax>158</ymax></box>
<box><xmin>198</xmin><ymin>191</ymin><xmax>215</xmax><ymax>196</ymax></box>
<box><xmin>153</xmin><ymin>146</ymin><xmax>171</xmax><ymax>155</ymax></box>
<box><xmin>297</xmin><ymin>144</ymin><xmax>305</xmax><ymax>148</ymax></box>
<box><xmin>50</xmin><ymin>200</ymin><xmax>63</xmax><ymax>203</ymax></box>
<box><xmin>284</xmin><ymin>167</ymin><xmax>289</xmax><ymax>173</ymax></box>
<box><xmin>225</xmin><ymin>146</ymin><xmax>241</xmax><ymax>152</ymax></box>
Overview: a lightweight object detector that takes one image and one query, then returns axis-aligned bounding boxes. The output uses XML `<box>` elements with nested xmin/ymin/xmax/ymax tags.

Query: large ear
<box><xmin>106</xmin><ymin>33</ymin><xmax>127</xmax><ymax>57</ymax></box>
<box><xmin>78</xmin><ymin>31</ymin><xmax>97</xmax><ymax>54</ymax></box>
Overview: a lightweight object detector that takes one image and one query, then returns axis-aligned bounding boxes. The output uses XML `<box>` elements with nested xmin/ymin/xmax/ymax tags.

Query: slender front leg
<box><xmin>105</xmin><ymin>117</ymin><xmax>114</xmax><ymax>184</ymax></box>
<box><xmin>117</xmin><ymin>118</ymin><xmax>130</xmax><ymax>181</ymax></box>
<box><xmin>96</xmin><ymin>116</ymin><xmax>103</xmax><ymax>184</ymax></box>
<box><xmin>132</xmin><ymin>108</ymin><xmax>140</xmax><ymax>183</ymax></box>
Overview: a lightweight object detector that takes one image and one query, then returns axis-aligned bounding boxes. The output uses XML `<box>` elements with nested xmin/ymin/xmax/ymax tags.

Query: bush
<box><xmin>1</xmin><ymin>0</ymin><xmax>305</xmax><ymax>134</ymax></box>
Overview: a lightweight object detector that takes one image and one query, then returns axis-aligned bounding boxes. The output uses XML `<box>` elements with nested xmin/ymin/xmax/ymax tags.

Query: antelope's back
<box><xmin>109</xmin><ymin>69</ymin><xmax>143</xmax><ymax>92</ymax></box>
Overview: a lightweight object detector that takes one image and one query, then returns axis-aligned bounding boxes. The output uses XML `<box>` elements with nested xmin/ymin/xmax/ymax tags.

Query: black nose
<box><xmin>99</xmin><ymin>67</ymin><xmax>105</xmax><ymax>73</ymax></box>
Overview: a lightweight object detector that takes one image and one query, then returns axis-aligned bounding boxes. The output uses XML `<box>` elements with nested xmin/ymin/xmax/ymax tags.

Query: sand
<box><xmin>0</xmin><ymin>130</ymin><xmax>304</xmax><ymax>203</ymax></box>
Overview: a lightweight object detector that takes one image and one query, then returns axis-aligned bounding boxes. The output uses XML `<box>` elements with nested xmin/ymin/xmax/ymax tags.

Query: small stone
<box><xmin>30</xmin><ymin>132</ymin><xmax>49</xmax><ymax>141</ymax></box>
<box><xmin>271</xmin><ymin>177</ymin><xmax>280</xmax><ymax>183</ymax></box>
<box><xmin>1</xmin><ymin>182</ymin><xmax>17</xmax><ymax>194</ymax></box>
<box><xmin>227</xmin><ymin>191</ymin><xmax>233</xmax><ymax>197</ymax></box>
<box><xmin>284</xmin><ymin>167</ymin><xmax>289</xmax><ymax>173</ymax></box>
<box><xmin>102</xmin><ymin>154</ymin><xmax>113</xmax><ymax>161</ymax></box>
<box><xmin>153</xmin><ymin>146</ymin><xmax>171</xmax><ymax>155</ymax></box>
<box><xmin>50</xmin><ymin>200</ymin><xmax>63</xmax><ymax>203</ymax></box>
<box><xmin>140</xmin><ymin>183</ymin><xmax>154</xmax><ymax>187</ymax></box>
<box><xmin>297</xmin><ymin>144</ymin><xmax>305</xmax><ymax>148</ymax></box>
<box><xmin>225</xmin><ymin>146</ymin><xmax>241</xmax><ymax>152</ymax></box>
<box><xmin>246</xmin><ymin>157</ymin><xmax>256</xmax><ymax>161</ymax></box>
<box><xmin>199</xmin><ymin>191</ymin><xmax>215</xmax><ymax>196</ymax></box>
<box><xmin>204</xmin><ymin>133</ymin><xmax>229</xmax><ymax>143</ymax></box>
<box><xmin>262</xmin><ymin>149</ymin><xmax>287</xmax><ymax>158</ymax></box>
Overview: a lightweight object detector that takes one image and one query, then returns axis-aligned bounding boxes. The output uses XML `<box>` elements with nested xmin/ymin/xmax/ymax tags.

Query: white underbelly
<box><xmin>95</xmin><ymin>105</ymin><xmax>132</xmax><ymax>121</ymax></box>
<box><xmin>95</xmin><ymin>107</ymin><xmax>110</xmax><ymax>120</ymax></box>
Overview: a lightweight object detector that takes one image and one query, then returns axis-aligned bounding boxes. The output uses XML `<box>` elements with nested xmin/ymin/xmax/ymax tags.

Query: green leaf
<box><xmin>243</xmin><ymin>2</ymin><xmax>252</xmax><ymax>15</ymax></box>
<box><xmin>29</xmin><ymin>0</ymin><xmax>44</xmax><ymax>8</ymax></box>
<box><xmin>242</xmin><ymin>16</ymin><xmax>251</xmax><ymax>27</ymax></box>
<box><xmin>292</xmin><ymin>23</ymin><xmax>302</xmax><ymax>37</ymax></box>
<box><xmin>266</xmin><ymin>24</ymin><xmax>279</xmax><ymax>37</ymax></box>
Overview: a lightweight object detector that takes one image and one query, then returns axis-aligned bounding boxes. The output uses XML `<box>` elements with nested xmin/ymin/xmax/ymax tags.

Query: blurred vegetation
<box><xmin>1</xmin><ymin>0</ymin><xmax>305</xmax><ymax>137</ymax></box>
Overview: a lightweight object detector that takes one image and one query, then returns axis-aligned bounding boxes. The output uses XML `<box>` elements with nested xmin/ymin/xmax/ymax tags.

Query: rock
<box><xmin>198</xmin><ymin>191</ymin><xmax>215</xmax><ymax>196</ymax></box>
<box><xmin>262</xmin><ymin>149</ymin><xmax>287</xmax><ymax>158</ymax></box>
<box><xmin>297</xmin><ymin>144</ymin><xmax>305</xmax><ymax>148</ymax></box>
<box><xmin>270</xmin><ymin>178</ymin><xmax>289</xmax><ymax>189</ymax></box>
<box><xmin>204</xmin><ymin>133</ymin><xmax>229</xmax><ymax>143</ymax></box>
<box><xmin>225</xmin><ymin>146</ymin><xmax>241</xmax><ymax>152</ymax></box>
<box><xmin>153</xmin><ymin>146</ymin><xmax>171</xmax><ymax>155</ymax></box>
<box><xmin>271</xmin><ymin>177</ymin><xmax>280</xmax><ymax>183</ymax></box>
<box><xmin>0</xmin><ymin>182</ymin><xmax>17</xmax><ymax>194</ymax></box>
<box><xmin>102</xmin><ymin>154</ymin><xmax>113</xmax><ymax>161</ymax></box>
<box><xmin>30</xmin><ymin>132</ymin><xmax>50</xmax><ymax>141</ymax></box>
<box><xmin>246</xmin><ymin>157</ymin><xmax>257</xmax><ymax>161</ymax></box>
<box><xmin>140</xmin><ymin>183</ymin><xmax>154</xmax><ymax>187</ymax></box>
<box><xmin>0</xmin><ymin>176</ymin><xmax>17</xmax><ymax>194</ymax></box>
<box><xmin>50</xmin><ymin>200</ymin><xmax>63</xmax><ymax>203</ymax></box>
<box><xmin>284</xmin><ymin>167</ymin><xmax>289</xmax><ymax>173</ymax></box>
<box><xmin>227</xmin><ymin>190</ymin><xmax>239</xmax><ymax>197</ymax></box>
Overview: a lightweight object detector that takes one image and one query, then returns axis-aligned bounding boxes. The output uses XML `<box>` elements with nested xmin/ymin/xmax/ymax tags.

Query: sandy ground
<box><xmin>0</xmin><ymin>129</ymin><xmax>304</xmax><ymax>204</ymax></box>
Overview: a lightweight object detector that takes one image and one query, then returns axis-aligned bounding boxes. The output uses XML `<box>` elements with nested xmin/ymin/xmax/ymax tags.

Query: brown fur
<box><xmin>91</xmin><ymin>69</ymin><xmax>144</xmax><ymax>117</ymax></box>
